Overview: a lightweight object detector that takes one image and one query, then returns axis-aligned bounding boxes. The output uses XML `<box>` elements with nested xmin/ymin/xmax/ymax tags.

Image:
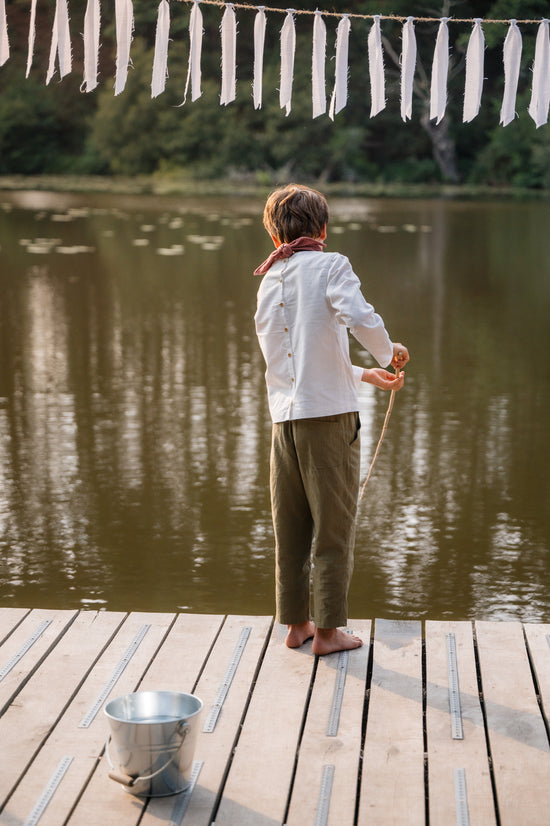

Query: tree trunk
<box><xmin>420</xmin><ymin>110</ymin><xmax>460</xmax><ymax>183</ymax></box>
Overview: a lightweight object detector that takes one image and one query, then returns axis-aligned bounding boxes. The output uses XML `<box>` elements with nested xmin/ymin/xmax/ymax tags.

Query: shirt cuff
<box><xmin>352</xmin><ymin>364</ymin><xmax>364</xmax><ymax>388</ymax></box>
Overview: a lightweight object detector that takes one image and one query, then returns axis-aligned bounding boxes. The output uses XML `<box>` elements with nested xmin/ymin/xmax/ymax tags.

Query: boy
<box><xmin>254</xmin><ymin>184</ymin><xmax>409</xmax><ymax>655</ymax></box>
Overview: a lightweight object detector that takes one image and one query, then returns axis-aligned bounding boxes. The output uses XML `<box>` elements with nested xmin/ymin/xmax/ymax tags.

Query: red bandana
<box><xmin>253</xmin><ymin>236</ymin><xmax>325</xmax><ymax>275</ymax></box>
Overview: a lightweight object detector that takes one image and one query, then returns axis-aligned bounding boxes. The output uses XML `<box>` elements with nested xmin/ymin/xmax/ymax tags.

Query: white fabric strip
<box><xmin>253</xmin><ymin>6</ymin><xmax>266</xmax><ymax>109</ymax></box>
<box><xmin>430</xmin><ymin>17</ymin><xmax>449</xmax><ymax>123</ymax></box>
<box><xmin>280</xmin><ymin>9</ymin><xmax>296</xmax><ymax>116</ymax></box>
<box><xmin>220</xmin><ymin>4</ymin><xmax>237</xmax><ymax>105</ymax></box>
<box><xmin>83</xmin><ymin>0</ymin><xmax>101</xmax><ymax>93</ymax></box>
<box><xmin>26</xmin><ymin>0</ymin><xmax>38</xmax><ymax>76</ymax></box>
<box><xmin>114</xmin><ymin>0</ymin><xmax>133</xmax><ymax>95</ymax></box>
<box><xmin>46</xmin><ymin>0</ymin><xmax>71</xmax><ymax>85</ymax></box>
<box><xmin>312</xmin><ymin>10</ymin><xmax>326</xmax><ymax>118</ymax></box>
<box><xmin>500</xmin><ymin>19</ymin><xmax>522</xmax><ymax>126</ymax></box>
<box><xmin>184</xmin><ymin>0</ymin><xmax>203</xmax><ymax>103</ymax></box>
<box><xmin>0</xmin><ymin>0</ymin><xmax>9</xmax><ymax>67</ymax></box>
<box><xmin>400</xmin><ymin>16</ymin><xmax>416</xmax><ymax>121</ymax></box>
<box><xmin>368</xmin><ymin>14</ymin><xmax>385</xmax><ymax>117</ymax></box>
<box><xmin>463</xmin><ymin>18</ymin><xmax>485</xmax><ymax>122</ymax></box>
<box><xmin>151</xmin><ymin>0</ymin><xmax>170</xmax><ymax>98</ymax></box>
<box><xmin>329</xmin><ymin>14</ymin><xmax>350</xmax><ymax>120</ymax></box>
<box><xmin>529</xmin><ymin>19</ymin><xmax>550</xmax><ymax>127</ymax></box>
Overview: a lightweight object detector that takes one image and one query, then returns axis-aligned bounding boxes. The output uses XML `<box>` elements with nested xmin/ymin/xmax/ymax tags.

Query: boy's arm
<box><xmin>327</xmin><ymin>257</ymin><xmax>394</xmax><ymax>367</ymax></box>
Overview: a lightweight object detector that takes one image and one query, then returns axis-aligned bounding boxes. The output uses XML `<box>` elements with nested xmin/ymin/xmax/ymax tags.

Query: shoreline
<box><xmin>1</xmin><ymin>174</ymin><xmax>550</xmax><ymax>201</ymax></box>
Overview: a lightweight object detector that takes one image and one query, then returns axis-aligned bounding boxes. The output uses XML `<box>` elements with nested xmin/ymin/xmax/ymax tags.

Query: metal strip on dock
<box><xmin>314</xmin><ymin>764</ymin><xmax>335</xmax><ymax>826</ymax></box>
<box><xmin>326</xmin><ymin>628</ymin><xmax>354</xmax><ymax>736</ymax></box>
<box><xmin>454</xmin><ymin>767</ymin><xmax>470</xmax><ymax>826</ymax></box>
<box><xmin>78</xmin><ymin>623</ymin><xmax>151</xmax><ymax>728</ymax></box>
<box><xmin>446</xmin><ymin>633</ymin><xmax>464</xmax><ymax>740</ymax></box>
<box><xmin>23</xmin><ymin>755</ymin><xmax>73</xmax><ymax>826</ymax></box>
<box><xmin>0</xmin><ymin>620</ymin><xmax>52</xmax><ymax>683</ymax></box>
<box><xmin>203</xmin><ymin>626</ymin><xmax>251</xmax><ymax>733</ymax></box>
<box><xmin>169</xmin><ymin>760</ymin><xmax>203</xmax><ymax>825</ymax></box>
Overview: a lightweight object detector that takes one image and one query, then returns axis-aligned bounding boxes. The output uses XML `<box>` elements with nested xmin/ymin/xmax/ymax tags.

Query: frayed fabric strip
<box><xmin>400</xmin><ymin>16</ymin><xmax>416</xmax><ymax>122</ymax></box>
<box><xmin>253</xmin><ymin>7</ymin><xmax>266</xmax><ymax>110</ymax></box>
<box><xmin>329</xmin><ymin>15</ymin><xmax>350</xmax><ymax>120</ymax></box>
<box><xmin>312</xmin><ymin>11</ymin><xmax>326</xmax><ymax>118</ymax></box>
<box><xmin>368</xmin><ymin>14</ymin><xmax>385</xmax><ymax>117</ymax></box>
<box><xmin>280</xmin><ymin>9</ymin><xmax>296</xmax><ymax>116</ymax></box>
<box><xmin>500</xmin><ymin>19</ymin><xmax>522</xmax><ymax>126</ymax></box>
<box><xmin>82</xmin><ymin>0</ymin><xmax>101</xmax><ymax>93</ymax></box>
<box><xmin>529</xmin><ymin>19</ymin><xmax>550</xmax><ymax>127</ymax></box>
<box><xmin>220</xmin><ymin>3</ymin><xmax>237</xmax><ymax>105</ymax></box>
<box><xmin>151</xmin><ymin>0</ymin><xmax>170</xmax><ymax>98</ymax></box>
<box><xmin>430</xmin><ymin>16</ymin><xmax>449</xmax><ymax>124</ymax></box>
<box><xmin>463</xmin><ymin>18</ymin><xmax>485</xmax><ymax>122</ymax></box>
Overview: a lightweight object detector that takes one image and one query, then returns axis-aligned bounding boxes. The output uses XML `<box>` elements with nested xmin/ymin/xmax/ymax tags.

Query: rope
<box><xmin>359</xmin><ymin>359</ymin><xmax>402</xmax><ymax>500</ymax></box>
<box><xmin>174</xmin><ymin>1</ymin><xmax>545</xmax><ymax>26</ymax></box>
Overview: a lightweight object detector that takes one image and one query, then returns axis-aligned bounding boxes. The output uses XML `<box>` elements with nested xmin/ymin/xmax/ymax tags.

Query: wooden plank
<box><xmin>475</xmin><ymin>620</ymin><xmax>550</xmax><ymax>826</ymax></box>
<box><xmin>0</xmin><ymin>611</ymin><xmax>179</xmax><ymax>826</ymax></box>
<box><xmin>524</xmin><ymin>623</ymin><xmax>550</xmax><ymax>728</ymax></box>
<box><xmin>286</xmin><ymin>619</ymin><xmax>371</xmax><ymax>826</ymax></box>
<box><xmin>0</xmin><ymin>608</ymin><xmax>78</xmax><ymax>715</ymax></box>
<box><xmin>0</xmin><ymin>610</ymin><xmax>125</xmax><ymax>811</ymax></box>
<box><xmin>140</xmin><ymin>615</ymin><xmax>272</xmax><ymax>826</ymax></box>
<box><xmin>357</xmin><ymin>619</ymin><xmax>424</xmax><ymax>826</ymax></box>
<box><xmin>213</xmin><ymin>622</ymin><xmax>316</xmax><ymax>826</ymax></box>
<box><xmin>0</xmin><ymin>608</ymin><xmax>30</xmax><ymax>644</ymax></box>
<box><xmin>67</xmin><ymin>613</ymin><xmax>224</xmax><ymax>826</ymax></box>
<box><xmin>425</xmin><ymin>620</ymin><xmax>496</xmax><ymax>826</ymax></box>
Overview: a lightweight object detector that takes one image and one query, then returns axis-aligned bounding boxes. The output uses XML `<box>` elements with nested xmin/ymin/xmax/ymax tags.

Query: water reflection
<box><xmin>0</xmin><ymin>193</ymin><xmax>549</xmax><ymax>621</ymax></box>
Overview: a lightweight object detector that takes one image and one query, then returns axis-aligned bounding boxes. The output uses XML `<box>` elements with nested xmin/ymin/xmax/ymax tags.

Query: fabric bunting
<box><xmin>253</xmin><ymin>7</ymin><xmax>266</xmax><ymax>110</ymax></box>
<box><xmin>500</xmin><ymin>19</ymin><xmax>522</xmax><ymax>126</ymax></box>
<box><xmin>529</xmin><ymin>19</ymin><xmax>550</xmax><ymax>128</ymax></box>
<box><xmin>400</xmin><ymin>16</ymin><xmax>416</xmax><ymax>122</ymax></box>
<box><xmin>47</xmin><ymin>0</ymin><xmax>72</xmax><ymax>85</ymax></box>
<box><xmin>26</xmin><ymin>0</ymin><xmax>38</xmax><ymax>77</ymax></box>
<box><xmin>151</xmin><ymin>0</ymin><xmax>170</xmax><ymax>98</ymax></box>
<box><xmin>368</xmin><ymin>14</ymin><xmax>385</xmax><ymax>117</ymax></box>
<box><xmin>184</xmin><ymin>0</ymin><xmax>203</xmax><ymax>103</ymax></box>
<box><xmin>114</xmin><ymin>0</ymin><xmax>133</xmax><ymax>95</ymax></box>
<box><xmin>82</xmin><ymin>0</ymin><xmax>101</xmax><ymax>93</ymax></box>
<box><xmin>2</xmin><ymin>1</ymin><xmax>550</xmax><ymax>130</ymax></box>
<box><xmin>312</xmin><ymin>11</ymin><xmax>326</xmax><ymax>119</ymax></box>
<box><xmin>0</xmin><ymin>0</ymin><xmax>8</xmax><ymax>67</ymax></box>
<box><xmin>220</xmin><ymin>3</ymin><xmax>237</xmax><ymax>105</ymax></box>
<box><xmin>430</xmin><ymin>17</ymin><xmax>449</xmax><ymax>124</ymax></box>
<box><xmin>280</xmin><ymin>10</ymin><xmax>296</xmax><ymax>116</ymax></box>
<box><xmin>329</xmin><ymin>15</ymin><xmax>351</xmax><ymax>120</ymax></box>
<box><xmin>463</xmin><ymin>18</ymin><xmax>484</xmax><ymax>122</ymax></box>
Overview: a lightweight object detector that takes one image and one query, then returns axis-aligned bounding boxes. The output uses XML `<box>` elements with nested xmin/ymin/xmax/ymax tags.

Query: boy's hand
<box><xmin>391</xmin><ymin>343</ymin><xmax>409</xmax><ymax>372</ymax></box>
<box><xmin>362</xmin><ymin>368</ymin><xmax>405</xmax><ymax>392</ymax></box>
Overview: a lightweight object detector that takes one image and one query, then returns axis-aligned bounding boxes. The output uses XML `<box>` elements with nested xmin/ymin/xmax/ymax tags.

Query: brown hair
<box><xmin>262</xmin><ymin>184</ymin><xmax>329</xmax><ymax>243</ymax></box>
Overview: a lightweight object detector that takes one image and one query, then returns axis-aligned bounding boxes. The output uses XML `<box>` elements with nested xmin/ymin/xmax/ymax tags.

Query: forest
<box><xmin>1</xmin><ymin>0</ymin><xmax>550</xmax><ymax>188</ymax></box>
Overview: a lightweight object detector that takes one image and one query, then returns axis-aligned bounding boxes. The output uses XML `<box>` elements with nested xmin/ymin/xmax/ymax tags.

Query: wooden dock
<box><xmin>1</xmin><ymin>609</ymin><xmax>550</xmax><ymax>825</ymax></box>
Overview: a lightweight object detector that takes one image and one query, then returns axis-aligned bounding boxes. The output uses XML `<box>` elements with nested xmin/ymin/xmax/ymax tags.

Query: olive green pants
<box><xmin>270</xmin><ymin>412</ymin><xmax>361</xmax><ymax>629</ymax></box>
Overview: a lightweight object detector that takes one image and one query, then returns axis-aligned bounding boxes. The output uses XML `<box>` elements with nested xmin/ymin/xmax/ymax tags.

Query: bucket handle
<box><xmin>105</xmin><ymin>722</ymin><xmax>190</xmax><ymax>789</ymax></box>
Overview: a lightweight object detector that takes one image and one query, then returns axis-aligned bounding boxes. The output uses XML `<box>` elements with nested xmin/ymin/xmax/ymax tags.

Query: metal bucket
<box><xmin>104</xmin><ymin>690</ymin><xmax>203</xmax><ymax>797</ymax></box>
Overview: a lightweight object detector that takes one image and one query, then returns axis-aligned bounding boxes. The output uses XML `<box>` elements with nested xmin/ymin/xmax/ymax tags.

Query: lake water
<box><xmin>0</xmin><ymin>189</ymin><xmax>549</xmax><ymax>622</ymax></box>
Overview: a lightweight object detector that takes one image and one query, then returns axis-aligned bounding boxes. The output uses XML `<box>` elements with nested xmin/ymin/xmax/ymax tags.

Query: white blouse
<box><xmin>255</xmin><ymin>250</ymin><xmax>393</xmax><ymax>423</ymax></box>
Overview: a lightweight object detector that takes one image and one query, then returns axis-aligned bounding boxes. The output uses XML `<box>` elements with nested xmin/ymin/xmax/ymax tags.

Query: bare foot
<box><xmin>311</xmin><ymin>627</ymin><xmax>362</xmax><ymax>656</ymax></box>
<box><xmin>285</xmin><ymin>621</ymin><xmax>316</xmax><ymax>649</ymax></box>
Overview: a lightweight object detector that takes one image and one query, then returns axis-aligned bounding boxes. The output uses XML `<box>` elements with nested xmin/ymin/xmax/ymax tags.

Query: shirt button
<box><xmin>288</xmin><ymin>353</ymin><xmax>291</xmax><ymax>358</ymax></box>
<box><xmin>284</xmin><ymin>327</ymin><xmax>288</xmax><ymax>332</ymax></box>
<box><xmin>279</xmin><ymin>302</ymin><xmax>284</xmax><ymax>307</ymax></box>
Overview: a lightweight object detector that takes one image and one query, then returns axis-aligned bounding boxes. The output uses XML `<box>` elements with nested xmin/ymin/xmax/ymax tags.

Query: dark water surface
<box><xmin>1</xmin><ymin>190</ymin><xmax>549</xmax><ymax>621</ymax></box>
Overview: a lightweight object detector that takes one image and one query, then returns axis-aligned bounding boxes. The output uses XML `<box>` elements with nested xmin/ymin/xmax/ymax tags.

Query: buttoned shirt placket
<box><xmin>279</xmin><ymin>259</ymin><xmax>296</xmax><ymax>417</ymax></box>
